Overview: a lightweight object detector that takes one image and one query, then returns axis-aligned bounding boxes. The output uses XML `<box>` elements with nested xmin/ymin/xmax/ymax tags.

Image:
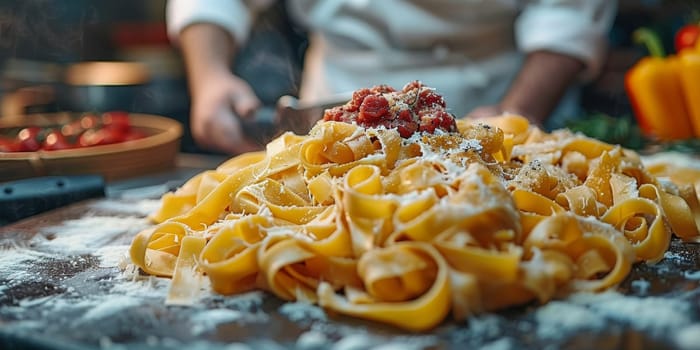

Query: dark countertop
<box><xmin>1</xmin><ymin>153</ymin><xmax>699</xmax><ymax>350</ymax></box>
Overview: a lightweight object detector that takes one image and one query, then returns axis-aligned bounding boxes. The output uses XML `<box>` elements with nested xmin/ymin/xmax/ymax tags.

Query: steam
<box><xmin>0</xmin><ymin>0</ymin><xmax>98</xmax><ymax>61</ymax></box>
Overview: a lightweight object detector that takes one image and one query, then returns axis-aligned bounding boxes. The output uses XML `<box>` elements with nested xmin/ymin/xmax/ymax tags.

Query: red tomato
<box><xmin>16</xmin><ymin>126</ymin><xmax>43</xmax><ymax>152</ymax></box>
<box><xmin>42</xmin><ymin>130</ymin><xmax>74</xmax><ymax>151</ymax></box>
<box><xmin>675</xmin><ymin>24</ymin><xmax>700</xmax><ymax>53</ymax></box>
<box><xmin>102</xmin><ymin>111</ymin><xmax>131</xmax><ymax>134</ymax></box>
<box><xmin>78</xmin><ymin>128</ymin><xmax>124</xmax><ymax>147</ymax></box>
<box><xmin>80</xmin><ymin>114</ymin><xmax>100</xmax><ymax>130</ymax></box>
<box><xmin>0</xmin><ymin>136</ymin><xmax>21</xmax><ymax>152</ymax></box>
<box><xmin>61</xmin><ymin>119</ymin><xmax>86</xmax><ymax>138</ymax></box>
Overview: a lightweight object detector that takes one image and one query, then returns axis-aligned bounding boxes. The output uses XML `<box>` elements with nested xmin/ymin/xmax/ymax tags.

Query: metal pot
<box><xmin>59</xmin><ymin>61</ymin><xmax>150</xmax><ymax>112</ymax></box>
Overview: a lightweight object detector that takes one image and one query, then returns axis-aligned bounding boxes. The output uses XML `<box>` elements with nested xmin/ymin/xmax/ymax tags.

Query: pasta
<box><xmin>129</xmin><ymin>83</ymin><xmax>700</xmax><ymax>331</ymax></box>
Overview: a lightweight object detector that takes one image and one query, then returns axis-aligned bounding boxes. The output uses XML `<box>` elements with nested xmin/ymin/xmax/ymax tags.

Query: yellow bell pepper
<box><xmin>625</xmin><ymin>29</ymin><xmax>695</xmax><ymax>140</ymax></box>
<box><xmin>678</xmin><ymin>50</ymin><xmax>700</xmax><ymax>137</ymax></box>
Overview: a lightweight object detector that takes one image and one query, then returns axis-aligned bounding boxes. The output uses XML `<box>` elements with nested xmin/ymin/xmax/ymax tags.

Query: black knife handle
<box><xmin>0</xmin><ymin>175</ymin><xmax>105</xmax><ymax>224</ymax></box>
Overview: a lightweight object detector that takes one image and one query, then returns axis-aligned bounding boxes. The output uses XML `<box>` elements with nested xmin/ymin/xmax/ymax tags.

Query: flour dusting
<box><xmin>279</xmin><ymin>301</ymin><xmax>327</xmax><ymax>322</ymax></box>
<box><xmin>535</xmin><ymin>300</ymin><xmax>606</xmax><ymax>339</ymax></box>
<box><xmin>2</xmin><ymin>195</ymin><xmax>699</xmax><ymax>349</ymax></box>
<box><xmin>190</xmin><ymin>309</ymin><xmax>245</xmax><ymax>335</ymax></box>
<box><xmin>674</xmin><ymin>324</ymin><xmax>700</xmax><ymax>350</ymax></box>
<box><xmin>549</xmin><ymin>291</ymin><xmax>693</xmax><ymax>337</ymax></box>
<box><xmin>34</xmin><ymin>216</ymin><xmax>150</xmax><ymax>255</ymax></box>
<box><xmin>295</xmin><ymin>330</ymin><xmax>329</xmax><ymax>349</ymax></box>
<box><xmin>91</xmin><ymin>199</ymin><xmax>162</xmax><ymax>216</ymax></box>
<box><xmin>630</xmin><ymin>278</ymin><xmax>651</xmax><ymax>295</ymax></box>
<box><xmin>80</xmin><ymin>295</ymin><xmax>143</xmax><ymax>321</ymax></box>
<box><xmin>684</xmin><ymin>270</ymin><xmax>700</xmax><ymax>280</ymax></box>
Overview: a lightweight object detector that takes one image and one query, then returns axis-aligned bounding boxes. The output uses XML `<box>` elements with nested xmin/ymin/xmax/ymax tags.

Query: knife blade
<box><xmin>239</xmin><ymin>106</ymin><xmax>279</xmax><ymax>146</ymax></box>
<box><xmin>239</xmin><ymin>94</ymin><xmax>350</xmax><ymax>146</ymax></box>
<box><xmin>274</xmin><ymin>94</ymin><xmax>350</xmax><ymax>135</ymax></box>
<box><xmin>0</xmin><ymin>175</ymin><xmax>106</xmax><ymax>224</ymax></box>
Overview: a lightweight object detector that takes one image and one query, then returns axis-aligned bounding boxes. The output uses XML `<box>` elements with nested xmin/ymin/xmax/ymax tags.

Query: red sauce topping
<box><xmin>322</xmin><ymin>81</ymin><xmax>457</xmax><ymax>138</ymax></box>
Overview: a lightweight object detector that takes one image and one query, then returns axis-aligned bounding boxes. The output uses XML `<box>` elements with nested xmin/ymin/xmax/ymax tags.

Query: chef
<box><xmin>167</xmin><ymin>0</ymin><xmax>617</xmax><ymax>154</ymax></box>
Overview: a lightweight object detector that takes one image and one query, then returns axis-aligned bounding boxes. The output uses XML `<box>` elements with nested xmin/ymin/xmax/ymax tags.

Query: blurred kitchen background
<box><xmin>0</xmin><ymin>0</ymin><xmax>696</xmax><ymax>153</ymax></box>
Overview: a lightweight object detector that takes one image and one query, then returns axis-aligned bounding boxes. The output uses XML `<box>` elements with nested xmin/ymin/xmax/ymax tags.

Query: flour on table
<box><xmin>664</xmin><ymin>250</ymin><xmax>691</xmax><ymax>264</ymax></box>
<box><xmin>295</xmin><ymin>330</ymin><xmax>329</xmax><ymax>349</ymax></box>
<box><xmin>330</xmin><ymin>333</ymin><xmax>378</xmax><ymax>350</ymax></box>
<box><xmin>321</xmin><ymin>332</ymin><xmax>436</xmax><ymax>350</ymax></box>
<box><xmin>279</xmin><ymin>301</ymin><xmax>327</xmax><ymax>322</ymax></box>
<box><xmin>684</xmin><ymin>270</ymin><xmax>700</xmax><ymax>280</ymax></box>
<box><xmin>630</xmin><ymin>278</ymin><xmax>651</xmax><ymax>295</ymax></box>
<box><xmin>114</xmin><ymin>279</ymin><xmax>168</xmax><ymax>299</ymax></box>
<box><xmin>215</xmin><ymin>290</ymin><xmax>265</xmax><ymax>310</ymax></box>
<box><xmin>190</xmin><ymin>309</ymin><xmax>246</xmax><ymax>335</ymax></box>
<box><xmin>33</xmin><ymin>216</ymin><xmax>150</xmax><ymax>255</ymax></box>
<box><xmin>91</xmin><ymin>199</ymin><xmax>162</xmax><ymax>216</ymax></box>
<box><xmin>93</xmin><ymin>244</ymin><xmax>131</xmax><ymax>268</ymax></box>
<box><xmin>79</xmin><ymin>295</ymin><xmax>143</xmax><ymax>321</ymax></box>
<box><xmin>478</xmin><ymin>337</ymin><xmax>515</xmax><ymax>350</ymax></box>
<box><xmin>674</xmin><ymin>323</ymin><xmax>700</xmax><ymax>350</ymax></box>
<box><xmin>535</xmin><ymin>300</ymin><xmax>606</xmax><ymax>339</ymax></box>
<box><xmin>533</xmin><ymin>291</ymin><xmax>694</xmax><ymax>340</ymax></box>
<box><xmin>0</xmin><ymin>248</ymin><xmax>58</xmax><ymax>281</ymax></box>
<box><xmin>370</xmin><ymin>341</ymin><xmax>436</xmax><ymax>350</ymax></box>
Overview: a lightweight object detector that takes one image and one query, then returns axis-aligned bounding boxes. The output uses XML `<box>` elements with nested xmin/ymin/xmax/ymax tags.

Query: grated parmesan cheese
<box><xmin>674</xmin><ymin>324</ymin><xmax>700</xmax><ymax>350</ymax></box>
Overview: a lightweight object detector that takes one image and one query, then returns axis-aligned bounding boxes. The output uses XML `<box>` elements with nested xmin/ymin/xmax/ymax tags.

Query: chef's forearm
<box><xmin>500</xmin><ymin>50</ymin><xmax>585</xmax><ymax>125</ymax></box>
<box><xmin>179</xmin><ymin>23</ymin><xmax>237</xmax><ymax>95</ymax></box>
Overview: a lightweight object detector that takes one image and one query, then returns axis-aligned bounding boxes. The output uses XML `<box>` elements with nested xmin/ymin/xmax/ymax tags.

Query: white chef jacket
<box><xmin>167</xmin><ymin>0</ymin><xmax>616</xmax><ymax>126</ymax></box>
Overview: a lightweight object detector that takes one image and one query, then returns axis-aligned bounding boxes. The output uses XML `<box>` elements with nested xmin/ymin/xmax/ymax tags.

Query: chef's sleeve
<box><xmin>166</xmin><ymin>0</ymin><xmax>272</xmax><ymax>47</ymax></box>
<box><xmin>515</xmin><ymin>0</ymin><xmax>618</xmax><ymax>80</ymax></box>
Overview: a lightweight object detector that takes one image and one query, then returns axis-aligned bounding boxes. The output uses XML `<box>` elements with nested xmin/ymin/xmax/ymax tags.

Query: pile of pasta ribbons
<box><xmin>129</xmin><ymin>114</ymin><xmax>700</xmax><ymax>331</ymax></box>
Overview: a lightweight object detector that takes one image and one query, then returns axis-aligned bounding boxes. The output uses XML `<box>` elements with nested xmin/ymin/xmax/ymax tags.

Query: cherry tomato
<box><xmin>102</xmin><ymin>111</ymin><xmax>131</xmax><ymax>134</ymax></box>
<box><xmin>78</xmin><ymin>128</ymin><xmax>124</xmax><ymax>147</ymax></box>
<box><xmin>0</xmin><ymin>136</ymin><xmax>21</xmax><ymax>152</ymax></box>
<box><xmin>675</xmin><ymin>24</ymin><xmax>700</xmax><ymax>53</ymax></box>
<box><xmin>16</xmin><ymin>126</ymin><xmax>43</xmax><ymax>152</ymax></box>
<box><xmin>42</xmin><ymin>130</ymin><xmax>74</xmax><ymax>151</ymax></box>
<box><xmin>79</xmin><ymin>114</ymin><xmax>100</xmax><ymax>130</ymax></box>
<box><xmin>61</xmin><ymin>119</ymin><xmax>86</xmax><ymax>138</ymax></box>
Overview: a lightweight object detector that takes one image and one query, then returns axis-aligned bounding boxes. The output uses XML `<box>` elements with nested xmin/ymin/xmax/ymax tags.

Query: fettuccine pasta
<box><xmin>129</xmin><ymin>83</ymin><xmax>700</xmax><ymax>331</ymax></box>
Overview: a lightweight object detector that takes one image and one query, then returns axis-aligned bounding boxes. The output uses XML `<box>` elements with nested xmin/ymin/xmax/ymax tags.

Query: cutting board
<box><xmin>1</xmin><ymin>197</ymin><xmax>699</xmax><ymax>350</ymax></box>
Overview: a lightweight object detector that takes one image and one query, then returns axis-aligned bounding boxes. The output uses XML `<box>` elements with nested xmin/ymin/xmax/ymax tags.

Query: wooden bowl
<box><xmin>0</xmin><ymin>112</ymin><xmax>182</xmax><ymax>182</ymax></box>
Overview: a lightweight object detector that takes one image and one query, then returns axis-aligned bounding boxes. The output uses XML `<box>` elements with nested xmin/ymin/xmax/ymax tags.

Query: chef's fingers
<box><xmin>213</xmin><ymin>113</ymin><xmax>261</xmax><ymax>154</ymax></box>
<box><xmin>229</xmin><ymin>84</ymin><xmax>261</xmax><ymax>119</ymax></box>
<box><xmin>191</xmin><ymin>103</ymin><xmax>261</xmax><ymax>155</ymax></box>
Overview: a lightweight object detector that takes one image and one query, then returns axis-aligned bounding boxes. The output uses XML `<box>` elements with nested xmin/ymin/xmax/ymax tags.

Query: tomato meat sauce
<box><xmin>323</xmin><ymin>81</ymin><xmax>458</xmax><ymax>138</ymax></box>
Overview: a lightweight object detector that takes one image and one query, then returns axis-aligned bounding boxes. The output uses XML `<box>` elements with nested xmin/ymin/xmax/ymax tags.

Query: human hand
<box><xmin>189</xmin><ymin>73</ymin><xmax>262</xmax><ymax>154</ymax></box>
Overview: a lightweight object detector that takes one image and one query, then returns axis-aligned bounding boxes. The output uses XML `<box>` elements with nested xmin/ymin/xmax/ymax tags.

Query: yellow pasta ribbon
<box><xmin>317</xmin><ymin>242</ymin><xmax>450</xmax><ymax>332</ymax></box>
<box><xmin>127</xmin><ymin>112</ymin><xmax>700</xmax><ymax>332</ymax></box>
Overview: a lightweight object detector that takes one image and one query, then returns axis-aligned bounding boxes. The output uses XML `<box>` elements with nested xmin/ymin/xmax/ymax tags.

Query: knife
<box><xmin>239</xmin><ymin>94</ymin><xmax>350</xmax><ymax>145</ymax></box>
<box><xmin>274</xmin><ymin>94</ymin><xmax>351</xmax><ymax>135</ymax></box>
<box><xmin>0</xmin><ymin>175</ymin><xmax>106</xmax><ymax>224</ymax></box>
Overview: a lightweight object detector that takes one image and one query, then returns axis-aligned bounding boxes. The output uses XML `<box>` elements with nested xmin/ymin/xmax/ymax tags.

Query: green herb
<box><xmin>566</xmin><ymin>113</ymin><xmax>646</xmax><ymax>150</ymax></box>
<box><xmin>566</xmin><ymin>113</ymin><xmax>700</xmax><ymax>154</ymax></box>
